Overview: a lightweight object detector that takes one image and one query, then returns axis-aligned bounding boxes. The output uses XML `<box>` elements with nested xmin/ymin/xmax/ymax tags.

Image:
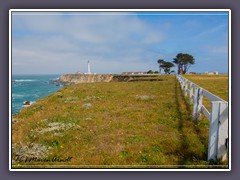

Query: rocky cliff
<box><xmin>57</xmin><ymin>74</ymin><xmax>113</xmax><ymax>85</ymax></box>
<box><xmin>56</xmin><ymin>74</ymin><xmax>162</xmax><ymax>85</ymax></box>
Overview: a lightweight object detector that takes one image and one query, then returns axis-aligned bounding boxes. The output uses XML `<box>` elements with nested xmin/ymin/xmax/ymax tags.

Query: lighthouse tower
<box><xmin>87</xmin><ymin>60</ymin><xmax>91</xmax><ymax>74</ymax></box>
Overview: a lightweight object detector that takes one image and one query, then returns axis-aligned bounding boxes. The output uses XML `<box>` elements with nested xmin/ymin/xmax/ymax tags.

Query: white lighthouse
<box><xmin>87</xmin><ymin>60</ymin><xmax>91</xmax><ymax>74</ymax></box>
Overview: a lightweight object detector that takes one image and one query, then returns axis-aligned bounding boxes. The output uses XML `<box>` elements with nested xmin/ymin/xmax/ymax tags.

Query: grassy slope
<box><xmin>12</xmin><ymin>75</ymin><xmax>227</xmax><ymax>168</ymax></box>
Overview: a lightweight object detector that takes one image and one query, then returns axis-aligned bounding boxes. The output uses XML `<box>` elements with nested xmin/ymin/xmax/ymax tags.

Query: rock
<box><xmin>23</xmin><ymin>101</ymin><xmax>31</xmax><ymax>105</ymax></box>
<box><xmin>12</xmin><ymin>118</ymin><xmax>21</xmax><ymax>123</ymax></box>
<box><xmin>22</xmin><ymin>101</ymin><xmax>35</xmax><ymax>107</ymax></box>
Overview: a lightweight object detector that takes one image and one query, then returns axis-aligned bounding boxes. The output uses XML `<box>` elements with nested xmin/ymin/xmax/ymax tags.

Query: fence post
<box><xmin>184</xmin><ymin>80</ymin><xmax>188</xmax><ymax>97</ymax></box>
<box><xmin>181</xmin><ymin>78</ymin><xmax>185</xmax><ymax>90</ymax></box>
<box><xmin>197</xmin><ymin>88</ymin><xmax>203</xmax><ymax>120</ymax></box>
<box><xmin>217</xmin><ymin>102</ymin><xmax>228</xmax><ymax>161</ymax></box>
<box><xmin>208</xmin><ymin>101</ymin><xmax>221</xmax><ymax>160</ymax></box>
<box><xmin>193</xmin><ymin>87</ymin><xmax>203</xmax><ymax>120</ymax></box>
<box><xmin>190</xmin><ymin>83</ymin><xmax>193</xmax><ymax>104</ymax></box>
<box><xmin>193</xmin><ymin>87</ymin><xmax>198</xmax><ymax>120</ymax></box>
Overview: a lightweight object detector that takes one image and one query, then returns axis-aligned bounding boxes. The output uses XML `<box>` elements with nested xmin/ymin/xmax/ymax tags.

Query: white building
<box><xmin>205</xmin><ymin>71</ymin><xmax>219</xmax><ymax>75</ymax></box>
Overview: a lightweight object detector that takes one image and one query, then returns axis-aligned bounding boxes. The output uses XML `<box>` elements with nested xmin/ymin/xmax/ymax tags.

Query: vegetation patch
<box><xmin>135</xmin><ymin>95</ymin><xmax>155</xmax><ymax>101</ymax></box>
<box><xmin>37</xmin><ymin>122</ymin><xmax>79</xmax><ymax>135</ymax></box>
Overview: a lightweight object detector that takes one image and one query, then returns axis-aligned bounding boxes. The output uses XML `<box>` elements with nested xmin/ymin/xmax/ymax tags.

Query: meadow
<box><xmin>11</xmin><ymin>75</ymin><xmax>228</xmax><ymax>168</ymax></box>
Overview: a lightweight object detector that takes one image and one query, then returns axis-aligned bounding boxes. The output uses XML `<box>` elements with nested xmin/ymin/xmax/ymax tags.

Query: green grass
<box><xmin>12</xmin><ymin>75</ymin><xmax>228</xmax><ymax>169</ymax></box>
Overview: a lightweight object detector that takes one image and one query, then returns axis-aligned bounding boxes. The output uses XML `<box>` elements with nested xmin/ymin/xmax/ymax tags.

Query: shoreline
<box><xmin>12</xmin><ymin>75</ymin><xmax>63</xmax><ymax>115</ymax></box>
<box><xmin>12</xmin><ymin>73</ymin><xmax>228</xmax><ymax>115</ymax></box>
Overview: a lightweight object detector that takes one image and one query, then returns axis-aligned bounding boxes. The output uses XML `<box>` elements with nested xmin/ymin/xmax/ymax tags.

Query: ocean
<box><xmin>12</xmin><ymin>74</ymin><xmax>62</xmax><ymax>115</ymax></box>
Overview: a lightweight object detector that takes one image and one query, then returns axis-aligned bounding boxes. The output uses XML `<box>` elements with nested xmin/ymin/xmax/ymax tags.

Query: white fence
<box><xmin>176</xmin><ymin>75</ymin><xmax>228</xmax><ymax>161</ymax></box>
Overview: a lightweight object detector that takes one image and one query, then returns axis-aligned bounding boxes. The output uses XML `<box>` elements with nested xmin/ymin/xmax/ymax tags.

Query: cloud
<box><xmin>195</xmin><ymin>24</ymin><xmax>227</xmax><ymax>38</ymax></box>
<box><xmin>12</xmin><ymin>13</ymin><xmax>168</xmax><ymax>74</ymax></box>
<box><xmin>11</xmin><ymin>12</ymin><xmax>229</xmax><ymax>74</ymax></box>
<box><xmin>202</xmin><ymin>44</ymin><xmax>228</xmax><ymax>54</ymax></box>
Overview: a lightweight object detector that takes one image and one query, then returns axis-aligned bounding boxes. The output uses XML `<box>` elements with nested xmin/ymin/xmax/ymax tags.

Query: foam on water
<box><xmin>14</xmin><ymin>79</ymin><xmax>37</xmax><ymax>82</ymax></box>
<box><xmin>12</xmin><ymin>94</ymin><xmax>24</xmax><ymax>98</ymax></box>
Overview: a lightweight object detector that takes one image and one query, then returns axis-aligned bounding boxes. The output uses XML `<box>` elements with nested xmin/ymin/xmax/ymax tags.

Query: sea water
<box><xmin>12</xmin><ymin>74</ymin><xmax>62</xmax><ymax>115</ymax></box>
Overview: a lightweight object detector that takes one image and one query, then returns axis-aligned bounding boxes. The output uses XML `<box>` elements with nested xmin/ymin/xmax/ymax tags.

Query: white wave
<box><xmin>12</xmin><ymin>94</ymin><xmax>24</xmax><ymax>97</ymax></box>
<box><xmin>14</xmin><ymin>79</ymin><xmax>36</xmax><ymax>82</ymax></box>
<box><xmin>51</xmin><ymin>77</ymin><xmax>59</xmax><ymax>81</ymax></box>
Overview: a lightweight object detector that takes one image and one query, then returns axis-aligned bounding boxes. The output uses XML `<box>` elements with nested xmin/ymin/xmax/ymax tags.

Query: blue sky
<box><xmin>11</xmin><ymin>11</ymin><xmax>229</xmax><ymax>74</ymax></box>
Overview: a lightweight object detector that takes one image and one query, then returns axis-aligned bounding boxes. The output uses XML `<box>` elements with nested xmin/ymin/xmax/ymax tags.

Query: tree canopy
<box><xmin>157</xmin><ymin>59</ymin><xmax>165</xmax><ymax>74</ymax></box>
<box><xmin>173</xmin><ymin>53</ymin><xmax>195</xmax><ymax>74</ymax></box>
<box><xmin>147</xmin><ymin>70</ymin><xmax>154</xmax><ymax>74</ymax></box>
<box><xmin>160</xmin><ymin>61</ymin><xmax>175</xmax><ymax>74</ymax></box>
<box><xmin>157</xmin><ymin>59</ymin><xmax>175</xmax><ymax>74</ymax></box>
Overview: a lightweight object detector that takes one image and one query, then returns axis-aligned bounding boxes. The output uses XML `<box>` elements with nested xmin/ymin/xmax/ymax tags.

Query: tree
<box><xmin>160</xmin><ymin>61</ymin><xmax>175</xmax><ymax>74</ymax></box>
<box><xmin>157</xmin><ymin>59</ymin><xmax>165</xmax><ymax>74</ymax></box>
<box><xmin>147</xmin><ymin>70</ymin><xmax>154</xmax><ymax>74</ymax></box>
<box><xmin>173</xmin><ymin>53</ymin><xmax>195</xmax><ymax>74</ymax></box>
<box><xmin>170</xmin><ymin>70</ymin><xmax>175</xmax><ymax>74</ymax></box>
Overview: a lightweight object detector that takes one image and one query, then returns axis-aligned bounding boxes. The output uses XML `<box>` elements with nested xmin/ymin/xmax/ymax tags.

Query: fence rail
<box><xmin>176</xmin><ymin>75</ymin><xmax>228</xmax><ymax>161</ymax></box>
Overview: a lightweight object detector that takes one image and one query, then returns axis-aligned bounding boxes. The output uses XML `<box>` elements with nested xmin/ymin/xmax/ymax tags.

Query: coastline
<box><xmin>55</xmin><ymin>74</ymin><xmax>163</xmax><ymax>85</ymax></box>
<box><xmin>12</xmin><ymin>74</ymin><xmax>63</xmax><ymax>115</ymax></box>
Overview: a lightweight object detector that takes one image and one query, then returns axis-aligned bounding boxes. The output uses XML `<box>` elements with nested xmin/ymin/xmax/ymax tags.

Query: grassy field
<box><xmin>184</xmin><ymin>74</ymin><xmax>228</xmax><ymax>101</ymax></box>
<box><xmin>183</xmin><ymin>74</ymin><xmax>228</xmax><ymax>112</ymax></box>
<box><xmin>12</xmin><ymin>75</ymin><xmax>228</xmax><ymax>169</ymax></box>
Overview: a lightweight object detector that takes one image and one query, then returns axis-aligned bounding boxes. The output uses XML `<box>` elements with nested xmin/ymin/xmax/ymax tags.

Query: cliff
<box><xmin>57</xmin><ymin>74</ymin><xmax>113</xmax><ymax>85</ymax></box>
<box><xmin>56</xmin><ymin>74</ymin><xmax>163</xmax><ymax>85</ymax></box>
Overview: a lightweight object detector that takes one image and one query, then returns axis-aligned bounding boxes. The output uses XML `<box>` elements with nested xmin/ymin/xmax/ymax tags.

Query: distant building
<box><xmin>205</xmin><ymin>71</ymin><xmax>219</xmax><ymax>75</ymax></box>
<box><xmin>189</xmin><ymin>72</ymin><xmax>197</xmax><ymax>74</ymax></box>
<box><xmin>76</xmin><ymin>71</ymin><xmax>83</xmax><ymax>74</ymax></box>
<box><xmin>121</xmin><ymin>72</ymin><xmax>148</xmax><ymax>75</ymax></box>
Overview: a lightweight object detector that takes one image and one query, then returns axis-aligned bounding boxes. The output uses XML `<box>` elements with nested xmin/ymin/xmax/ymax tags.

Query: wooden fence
<box><xmin>176</xmin><ymin>75</ymin><xmax>228</xmax><ymax>161</ymax></box>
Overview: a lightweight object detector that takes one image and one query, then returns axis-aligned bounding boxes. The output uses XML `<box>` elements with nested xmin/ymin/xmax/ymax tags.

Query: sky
<box><xmin>11</xmin><ymin>11</ymin><xmax>229</xmax><ymax>74</ymax></box>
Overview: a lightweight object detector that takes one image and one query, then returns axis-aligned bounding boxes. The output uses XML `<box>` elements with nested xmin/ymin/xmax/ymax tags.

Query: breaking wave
<box><xmin>14</xmin><ymin>79</ymin><xmax>37</xmax><ymax>82</ymax></box>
